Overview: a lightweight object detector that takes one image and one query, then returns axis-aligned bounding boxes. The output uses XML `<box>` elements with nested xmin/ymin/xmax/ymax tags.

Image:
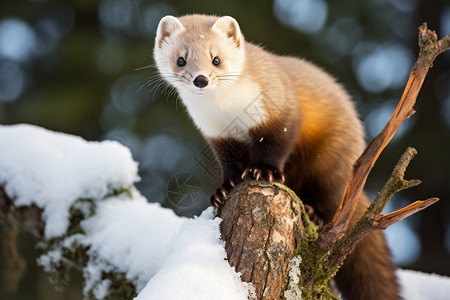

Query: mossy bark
<box><xmin>219</xmin><ymin>181</ymin><xmax>337</xmax><ymax>300</ymax></box>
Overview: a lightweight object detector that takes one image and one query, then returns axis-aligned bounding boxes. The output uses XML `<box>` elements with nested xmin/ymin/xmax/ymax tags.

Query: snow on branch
<box><xmin>0</xmin><ymin>124</ymin><xmax>254</xmax><ymax>300</ymax></box>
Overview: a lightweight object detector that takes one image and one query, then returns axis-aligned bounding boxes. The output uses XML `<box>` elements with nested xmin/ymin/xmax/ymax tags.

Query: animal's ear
<box><xmin>212</xmin><ymin>16</ymin><xmax>244</xmax><ymax>48</ymax></box>
<box><xmin>155</xmin><ymin>16</ymin><xmax>184</xmax><ymax>48</ymax></box>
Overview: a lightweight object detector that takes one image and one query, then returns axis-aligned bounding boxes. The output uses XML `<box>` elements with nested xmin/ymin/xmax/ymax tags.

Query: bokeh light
<box><xmin>110</xmin><ymin>74</ymin><xmax>147</xmax><ymax>115</ymax></box>
<box><xmin>324</xmin><ymin>19</ymin><xmax>364</xmax><ymax>57</ymax></box>
<box><xmin>0</xmin><ymin>61</ymin><xmax>26</xmax><ymax>102</ymax></box>
<box><xmin>99</xmin><ymin>0</ymin><xmax>135</xmax><ymax>32</ymax></box>
<box><xmin>364</xmin><ymin>99</ymin><xmax>415</xmax><ymax>140</ymax></box>
<box><xmin>353</xmin><ymin>42</ymin><xmax>414</xmax><ymax>93</ymax></box>
<box><xmin>440</xmin><ymin>6</ymin><xmax>450</xmax><ymax>37</ymax></box>
<box><xmin>273</xmin><ymin>0</ymin><xmax>328</xmax><ymax>34</ymax></box>
<box><xmin>140</xmin><ymin>134</ymin><xmax>182</xmax><ymax>172</ymax></box>
<box><xmin>389</xmin><ymin>0</ymin><xmax>419</xmax><ymax>13</ymax></box>
<box><xmin>385</xmin><ymin>219</ymin><xmax>422</xmax><ymax>265</ymax></box>
<box><xmin>0</xmin><ymin>18</ymin><xmax>37</xmax><ymax>62</ymax></box>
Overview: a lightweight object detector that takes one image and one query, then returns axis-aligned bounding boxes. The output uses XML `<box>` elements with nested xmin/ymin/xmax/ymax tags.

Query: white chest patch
<box><xmin>178</xmin><ymin>81</ymin><xmax>267</xmax><ymax>140</ymax></box>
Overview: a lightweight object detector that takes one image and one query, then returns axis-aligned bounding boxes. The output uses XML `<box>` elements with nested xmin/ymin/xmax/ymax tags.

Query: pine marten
<box><xmin>153</xmin><ymin>14</ymin><xmax>400</xmax><ymax>300</ymax></box>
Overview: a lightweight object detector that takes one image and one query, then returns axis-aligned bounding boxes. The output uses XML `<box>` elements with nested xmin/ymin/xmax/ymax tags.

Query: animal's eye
<box><xmin>177</xmin><ymin>57</ymin><xmax>186</xmax><ymax>67</ymax></box>
<box><xmin>212</xmin><ymin>57</ymin><xmax>221</xmax><ymax>66</ymax></box>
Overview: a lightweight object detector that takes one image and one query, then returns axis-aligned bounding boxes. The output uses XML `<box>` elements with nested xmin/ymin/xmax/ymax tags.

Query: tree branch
<box><xmin>324</xmin><ymin>148</ymin><xmax>439</xmax><ymax>269</ymax></box>
<box><xmin>317</xmin><ymin>22</ymin><xmax>448</xmax><ymax>252</ymax></box>
<box><xmin>369</xmin><ymin>147</ymin><xmax>421</xmax><ymax>216</ymax></box>
<box><xmin>373</xmin><ymin>198</ymin><xmax>439</xmax><ymax>229</ymax></box>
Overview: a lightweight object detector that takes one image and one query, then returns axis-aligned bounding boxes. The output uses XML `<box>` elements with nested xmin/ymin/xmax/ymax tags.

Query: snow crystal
<box><xmin>135</xmin><ymin>208</ymin><xmax>255</xmax><ymax>300</ymax></box>
<box><xmin>0</xmin><ymin>124</ymin><xmax>139</xmax><ymax>238</ymax></box>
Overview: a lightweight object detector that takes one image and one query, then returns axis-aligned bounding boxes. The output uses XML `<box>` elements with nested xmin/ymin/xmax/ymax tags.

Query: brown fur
<box><xmin>244</xmin><ymin>44</ymin><xmax>400</xmax><ymax>299</ymax></box>
<box><xmin>154</xmin><ymin>14</ymin><xmax>401</xmax><ymax>300</ymax></box>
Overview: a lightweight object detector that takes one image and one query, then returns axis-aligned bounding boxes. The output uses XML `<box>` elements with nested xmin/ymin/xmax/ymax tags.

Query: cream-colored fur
<box><xmin>177</xmin><ymin>79</ymin><xmax>264</xmax><ymax>139</ymax></box>
<box><xmin>154</xmin><ymin>15</ymin><xmax>267</xmax><ymax>140</ymax></box>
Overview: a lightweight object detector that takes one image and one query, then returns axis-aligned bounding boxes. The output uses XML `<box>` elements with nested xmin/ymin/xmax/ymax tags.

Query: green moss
<box><xmin>102</xmin><ymin>272</ymin><xmax>137</xmax><ymax>300</ymax></box>
<box><xmin>279</xmin><ymin>183</ymin><xmax>339</xmax><ymax>300</ymax></box>
<box><xmin>68</xmin><ymin>198</ymin><xmax>96</xmax><ymax>235</ymax></box>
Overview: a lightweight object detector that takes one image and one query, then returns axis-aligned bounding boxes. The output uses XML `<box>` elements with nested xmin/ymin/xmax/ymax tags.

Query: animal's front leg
<box><xmin>208</xmin><ymin>138</ymin><xmax>250</xmax><ymax>207</ymax></box>
<box><xmin>242</xmin><ymin>125</ymin><xmax>295</xmax><ymax>184</ymax></box>
<box><xmin>241</xmin><ymin>147</ymin><xmax>286</xmax><ymax>183</ymax></box>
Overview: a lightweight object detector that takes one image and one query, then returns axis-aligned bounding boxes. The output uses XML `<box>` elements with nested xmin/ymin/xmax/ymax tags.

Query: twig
<box><xmin>369</xmin><ymin>147</ymin><xmax>421</xmax><ymax>215</ymax></box>
<box><xmin>326</xmin><ymin>148</ymin><xmax>439</xmax><ymax>265</ymax></box>
<box><xmin>373</xmin><ymin>198</ymin><xmax>439</xmax><ymax>229</ymax></box>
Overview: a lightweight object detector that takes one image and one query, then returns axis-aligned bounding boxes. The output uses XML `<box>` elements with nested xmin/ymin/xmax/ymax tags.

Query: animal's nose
<box><xmin>193</xmin><ymin>75</ymin><xmax>209</xmax><ymax>88</ymax></box>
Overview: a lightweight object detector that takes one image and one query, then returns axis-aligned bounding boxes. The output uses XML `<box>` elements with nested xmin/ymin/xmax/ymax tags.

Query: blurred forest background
<box><xmin>0</xmin><ymin>0</ymin><xmax>449</xmax><ymax>299</ymax></box>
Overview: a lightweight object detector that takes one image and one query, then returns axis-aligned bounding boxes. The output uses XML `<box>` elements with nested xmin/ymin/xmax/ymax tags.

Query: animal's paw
<box><xmin>209</xmin><ymin>175</ymin><xmax>242</xmax><ymax>207</ymax></box>
<box><xmin>304</xmin><ymin>204</ymin><xmax>325</xmax><ymax>229</ymax></box>
<box><xmin>241</xmin><ymin>166</ymin><xmax>285</xmax><ymax>184</ymax></box>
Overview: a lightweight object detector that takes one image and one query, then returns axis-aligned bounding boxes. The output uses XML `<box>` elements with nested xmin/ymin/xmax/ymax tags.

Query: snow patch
<box><xmin>135</xmin><ymin>208</ymin><xmax>255</xmax><ymax>300</ymax></box>
<box><xmin>397</xmin><ymin>269</ymin><xmax>450</xmax><ymax>300</ymax></box>
<box><xmin>284</xmin><ymin>256</ymin><xmax>302</xmax><ymax>300</ymax></box>
<box><xmin>81</xmin><ymin>190</ymin><xmax>184</xmax><ymax>292</ymax></box>
<box><xmin>0</xmin><ymin>124</ymin><xmax>139</xmax><ymax>238</ymax></box>
<box><xmin>83</xmin><ymin>260</ymin><xmax>113</xmax><ymax>299</ymax></box>
<box><xmin>37</xmin><ymin>249</ymin><xmax>63</xmax><ymax>273</ymax></box>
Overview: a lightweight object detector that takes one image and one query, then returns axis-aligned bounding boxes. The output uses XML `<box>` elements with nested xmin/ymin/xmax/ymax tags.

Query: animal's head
<box><xmin>153</xmin><ymin>15</ymin><xmax>245</xmax><ymax>96</ymax></box>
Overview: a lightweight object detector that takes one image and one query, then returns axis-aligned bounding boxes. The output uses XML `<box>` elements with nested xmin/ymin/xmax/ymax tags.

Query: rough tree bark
<box><xmin>219</xmin><ymin>182</ymin><xmax>317</xmax><ymax>299</ymax></box>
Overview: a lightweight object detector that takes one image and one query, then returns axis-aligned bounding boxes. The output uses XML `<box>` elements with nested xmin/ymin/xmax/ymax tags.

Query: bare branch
<box><xmin>437</xmin><ymin>34</ymin><xmax>450</xmax><ymax>54</ymax></box>
<box><xmin>373</xmin><ymin>198</ymin><xmax>439</xmax><ymax>229</ymax></box>
<box><xmin>369</xmin><ymin>147</ymin><xmax>420</xmax><ymax>215</ymax></box>
<box><xmin>317</xmin><ymin>23</ymin><xmax>447</xmax><ymax>251</ymax></box>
